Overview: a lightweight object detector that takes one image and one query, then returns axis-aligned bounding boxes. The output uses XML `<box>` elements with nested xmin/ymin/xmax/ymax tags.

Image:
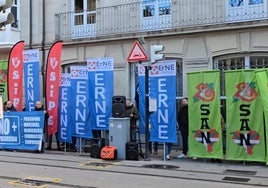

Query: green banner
<box><xmin>0</xmin><ymin>60</ymin><xmax>8</xmax><ymax>102</ymax></box>
<box><xmin>187</xmin><ymin>70</ymin><xmax>223</xmax><ymax>159</ymax></box>
<box><xmin>255</xmin><ymin>68</ymin><xmax>268</xmax><ymax>165</ymax></box>
<box><xmin>225</xmin><ymin>70</ymin><xmax>265</xmax><ymax>162</ymax></box>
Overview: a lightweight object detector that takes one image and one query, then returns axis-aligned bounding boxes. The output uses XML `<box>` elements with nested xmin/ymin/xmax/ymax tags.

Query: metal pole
<box><xmin>144</xmin><ymin>65</ymin><xmax>150</xmax><ymax>161</ymax></box>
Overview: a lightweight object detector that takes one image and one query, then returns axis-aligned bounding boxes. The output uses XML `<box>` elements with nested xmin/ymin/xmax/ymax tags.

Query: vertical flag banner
<box><xmin>225</xmin><ymin>70</ymin><xmax>265</xmax><ymax>162</ymax></box>
<box><xmin>187</xmin><ymin>70</ymin><xmax>223</xmax><ymax>159</ymax></box>
<box><xmin>255</xmin><ymin>68</ymin><xmax>268</xmax><ymax>164</ymax></box>
<box><xmin>138</xmin><ymin>64</ymin><xmax>146</xmax><ymax>133</ymax></box>
<box><xmin>23</xmin><ymin>49</ymin><xmax>40</xmax><ymax>111</ymax></box>
<box><xmin>87</xmin><ymin>57</ymin><xmax>114</xmax><ymax>130</ymax></box>
<box><xmin>8</xmin><ymin>41</ymin><xmax>25</xmax><ymax>111</ymax></box>
<box><xmin>58</xmin><ymin>73</ymin><xmax>72</xmax><ymax>143</ymax></box>
<box><xmin>149</xmin><ymin>60</ymin><xmax>177</xmax><ymax>143</ymax></box>
<box><xmin>45</xmin><ymin>41</ymin><xmax>63</xmax><ymax>136</ymax></box>
<box><xmin>70</xmin><ymin>66</ymin><xmax>92</xmax><ymax>138</ymax></box>
<box><xmin>0</xmin><ymin>60</ymin><xmax>8</xmax><ymax>102</ymax></box>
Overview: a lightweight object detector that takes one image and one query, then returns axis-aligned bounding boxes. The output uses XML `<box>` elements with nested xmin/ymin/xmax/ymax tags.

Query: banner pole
<box><xmin>144</xmin><ymin>65</ymin><xmax>150</xmax><ymax>161</ymax></box>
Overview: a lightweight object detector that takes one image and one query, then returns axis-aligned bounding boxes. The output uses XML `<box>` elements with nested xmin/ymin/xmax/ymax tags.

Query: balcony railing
<box><xmin>55</xmin><ymin>0</ymin><xmax>268</xmax><ymax>40</ymax></box>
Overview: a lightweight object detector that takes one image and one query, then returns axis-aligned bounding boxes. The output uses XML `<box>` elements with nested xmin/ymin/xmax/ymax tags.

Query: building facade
<box><xmin>2</xmin><ymin>0</ymin><xmax>268</xmax><ymax>101</ymax></box>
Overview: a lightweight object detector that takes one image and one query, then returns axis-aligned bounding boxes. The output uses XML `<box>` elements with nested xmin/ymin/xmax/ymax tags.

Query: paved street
<box><xmin>0</xmin><ymin>147</ymin><xmax>267</xmax><ymax>188</ymax></box>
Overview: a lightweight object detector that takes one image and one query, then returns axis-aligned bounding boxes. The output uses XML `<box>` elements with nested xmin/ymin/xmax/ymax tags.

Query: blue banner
<box><xmin>138</xmin><ymin>64</ymin><xmax>146</xmax><ymax>133</ymax></box>
<box><xmin>0</xmin><ymin>111</ymin><xmax>44</xmax><ymax>150</ymax></box>
<box><xmin>87</xmin><ymin>57</ymin><xmax>114</xmax><ymax>130</ymax></box>
<box><xmin>23</xmin><ymin>49</ymin><xmax>40</xmax><ymax>111</ymax></box>
<box><xmin>70</xmin><ymin>66</ymin><xmax>92</xmax><ymax>138</ymax></box>
<box><xmin>149</xmin><ymin>60</ymin><xmax>177</xmax><ymax>143</ymax></box>
<box><xmin>58</xmin><ymin>73</ymin><xmax>72</xmax><ymax>143</ymax></box>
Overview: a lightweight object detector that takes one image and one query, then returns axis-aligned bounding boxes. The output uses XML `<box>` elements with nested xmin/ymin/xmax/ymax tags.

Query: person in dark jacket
<box><xmin>5</xmin><ymin>101</ymin><xmax>17</xmax><ymax>111</ymax></box>
<box><xmin>34</xmin><ymin>101</ymin><xmax>49</xmax><ymax>153</ymax></box>
<box><xmin>177</xmin><ymin>97</ymin><xmax>188</xmax><ymax>158</ymax></box>
<box><xmin>124</xmin><ymin>99</ymin><xmax>139</xmax><ymax>142</ymax></box>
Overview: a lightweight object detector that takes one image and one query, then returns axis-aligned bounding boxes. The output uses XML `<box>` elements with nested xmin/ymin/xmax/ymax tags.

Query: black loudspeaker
<box><xmin>90</xmin><ymin>138</ymin><xmax>105</xmax><ymax>158</ymax></box>
<box><xmin>126</xmin><ymin>142</ymin><xmax>139</xmax><ymax>160</ymax></box>
<box><xmin>112</xmin><ymin>96</ymin><xmax>126</xmax><ymax>118</ymax></box>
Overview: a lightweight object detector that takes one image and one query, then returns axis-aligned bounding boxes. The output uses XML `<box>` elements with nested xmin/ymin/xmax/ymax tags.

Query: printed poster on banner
<box><xmin>225</xmin><ymin>69</ymin><xmax>265</xmax><ymax>162</ymax></box>
<box><xmin>45</xmin><ymin>41</ymin><xmax>63</xmax><ymax>136</ymax></box>
<box><xmin>23</xmin><ymin>49</ymin><xmax>40</xmax><ymax>111</ymax></box>
<box><xmin>87</xmin><ymin>57</ymin><xmax>114</xmax><ymax>130</ymax></box>
<box><xmin>0</xmin><ymin>112</ymin><xmax>44</xmax><ymax>151</ymax></box>
<box><xmin>255</xmin><ymin>68</ymin><xmax>268</xmax><ymax>165</ymax></box>
<box><xmin>187</xmin><ymin>70</ymin><xmax>223</xmax><ymax>159</ymax></box>
<box><xmin>149</xmin><ymin>60</ymin><xmax>177</xmax><ymax>143</ymax></box>
<box><xmin>58</xmin><ymin>73</ymin><xmax>72</xmax><ymax>143</ymax></box>
<box><xmin>70</xmin><ymin>66</ymin><xmax>92</xmax><ymax>138</ymax></box>
<box><xmin>8</xmin><ymin>41</ymin><xmax>25</xmax><ymax>111</ymax></box>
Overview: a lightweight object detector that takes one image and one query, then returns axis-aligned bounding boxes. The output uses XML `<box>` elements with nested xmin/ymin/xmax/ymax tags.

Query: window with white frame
<box><xmin>72</xmin><ymin>0</ymin><xmax>96</xmax><ymax>38</ymax></box>
<box><xmin>214</xmin><ymin>54</ymin><xmax>268</xmax><ymax>119</ymax></box>
<box><xmin>74</xmin><ymin>0</ymin><xmax>96</xmax><ymax>25</ymax></box>
<box><xmin>141</xmin><ymin>0</ymin><xmax>171</xmax><ymax>30</ymax></box>
<box><xmin>226</xmin><ymin>0</ymin><xmax>266</xmax><ymax>21</ymax></box>
<box><xmin>214</xmin><ymin>54</ymin><xmax>268</xmax><ymax>97</ymax></box>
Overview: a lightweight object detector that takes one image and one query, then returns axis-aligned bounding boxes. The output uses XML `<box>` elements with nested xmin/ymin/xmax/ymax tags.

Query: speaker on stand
<box><xmin>112</xmin><ymin>96</ymin><xmax>126</xmax><ymax>118</ymax></box>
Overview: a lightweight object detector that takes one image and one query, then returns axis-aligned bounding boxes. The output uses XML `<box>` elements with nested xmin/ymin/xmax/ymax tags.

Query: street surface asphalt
<box><xmin>0</xmin><ymin>146</ymin><xmax>267</xmax><ymax>188</ymax></box>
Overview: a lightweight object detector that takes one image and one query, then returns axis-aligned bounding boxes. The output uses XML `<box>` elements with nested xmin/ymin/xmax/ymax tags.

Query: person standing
<box><xmin>5</xmin><ymin>101</ymin><xmax>17</xmax><ymax>111</ymax></box>
<box><xmin>124</xmin><ymin>99</ymin><xmax>139</xmax><ymax>142</ymax></box>
<box><xmin>34</xmin><ymin>101</ymin><xmax>48</xmax><ymax>153</ymax></box>
<box><xmin>46</xmin><ymin>131</ymin><xmax>61</xmax><ymax>151</ymax></box>
<box><xmin>177</xmin><ymin>97</ymin><xmax>189</xmax><ymax>158</ymax></box>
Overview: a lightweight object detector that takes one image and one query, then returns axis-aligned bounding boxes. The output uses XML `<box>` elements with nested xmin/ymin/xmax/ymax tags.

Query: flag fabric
<box><xmin>87</xmin><ymin>57</ymin><xmax>114</xmax><ymax>130</ymax></box>
<box><xmin>255</xmin><ymin>68</ymin><xmax>268</xmax><ymax>164</ymax></box>
<box><xmin>58</xmin><ymin>73</ymin><xmax>72</xmax><ymax>143</ymax></box>
<box><xmin>137</xmin><ymin>64</ymin><xmax>146</xmax><ymax>134</ymax></box>
<box><xmin>225</xmin><ymin>69</ymin><xmax>265</xmax><ymax>162</ymax></box>
<box><xmin>8</xmin><ymin>41</ymin><xmax>25</xmax><ymax>111</ymax></box>
<box><xmin>23</xmin><ymin>49</ymin><xmax>40</xmax><ymax>111</ymax></box>
<box><xmin>187</xmin><ymin>70</ymin><xmax>223</xmax><ymax>159</ymax></box>
<box><xmin>0</xmin><ymin>60</ymin><xmax>8</xmax><ymax>102</ymax></box>
<box><xmin>70</xmin><ymin>66</ymin><xmax>92</xmax><ymax>138</ymax></box>
<box><xmin>149</xmin><ymin>60</ymin><xmax>177</xmax><ymax>143</ymax></box>
<box><xmin>45</xmin><ymin>41</ymin><xmax>63</xmax><ymax>136</ymax></box>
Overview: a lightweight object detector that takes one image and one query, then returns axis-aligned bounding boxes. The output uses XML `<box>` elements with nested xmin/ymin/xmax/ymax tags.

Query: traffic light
<box><xmin>0</xmin><ymin>0</ymin><xmax>14</xmax><ymax>28</ymax></box>
<box><xmin>150</xmin><ymin>45</ymin><xmax>165</xmax><ymax>63</ymax></box>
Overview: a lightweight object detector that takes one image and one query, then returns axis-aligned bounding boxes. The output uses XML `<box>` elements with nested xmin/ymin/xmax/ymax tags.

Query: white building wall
<box><xmin>17</xmin><ymin>0</ymin><xmax>268</xmax><ymax>99</ymax></box>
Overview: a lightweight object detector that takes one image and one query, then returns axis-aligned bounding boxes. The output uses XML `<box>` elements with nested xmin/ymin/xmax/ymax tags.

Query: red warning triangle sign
<box><xmin>127</xmin><ymin>41</ymin><xmax>149</xmax><ymax>63</ymax></box>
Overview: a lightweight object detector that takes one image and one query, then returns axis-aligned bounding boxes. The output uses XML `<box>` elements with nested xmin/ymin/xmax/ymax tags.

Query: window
<box><xmin>226</xmin><ymin>0</ymin><xmax>266</xmax><ymax>21</ymax></box>
<box><xmin>11</xmin><ymin>0</ymin><xmax>18</xmax><ymax>28</ymax></box>
<box><xmin>142</xmin><ymin>0</ymin><xmax>171</xmax><ymax>17</ymax></box>
<box><xmin>74</xmin><ymin>0</ymin><xmax>96</xmax><ymax>25</ymax></box>
<box><xmin>214</xmin><ymin>54</ymin><xmax>268</xmax><ymax>97</ymax></box>
<box><xmin>141</xmin><ymin>0</ymin><xmax>172</xmax><ymax>30</ymax></box>
<box><xmin>158</xmin><ymin>1</ymin><xmax>171</xmax><ymax>16</ymax></box>
<box><xmin>72</xmin><ymin>0</ymin><xmax>96</xmax><ymax>38</ymax></box>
